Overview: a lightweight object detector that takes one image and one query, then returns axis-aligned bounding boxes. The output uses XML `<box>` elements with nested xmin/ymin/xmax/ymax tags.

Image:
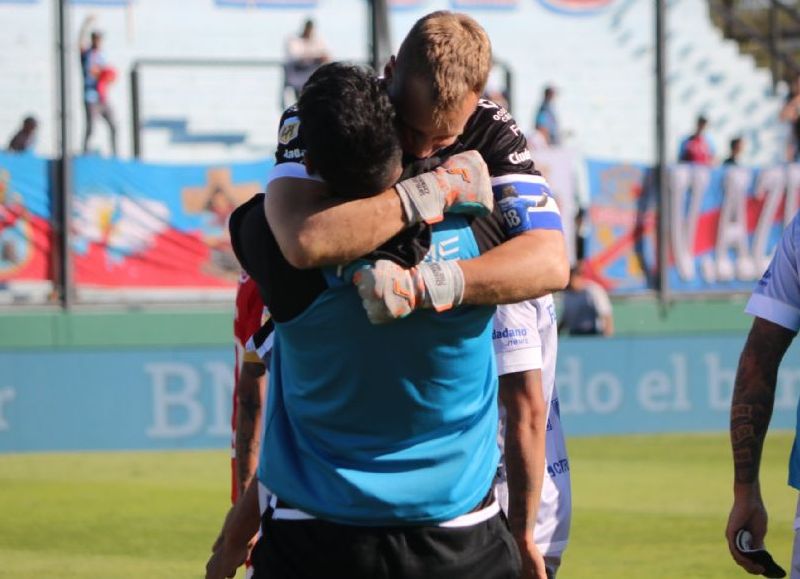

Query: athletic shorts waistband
<box><xmin>258</xmin><ymin>482</ymin><xmax>499</xmax><ymax>528</ymax></box>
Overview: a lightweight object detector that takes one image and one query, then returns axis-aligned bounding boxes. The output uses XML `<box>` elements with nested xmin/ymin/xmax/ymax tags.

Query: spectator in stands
<box><xmin>283</xmin><ymin>18</ymin><xmax>330</xmax><ymax>108</ymax></box>
<box><xmin>780</xmin><ymin>76</ymin><xmax>800</xmax><ymax>161</ymax></box>
<box><xmin>6</xmin><ymin>116</ymin><xmax>37</xmax><ymax>153</ymax></box>
<box><xmin>723</xmin><ymin>136</ymin><xmax>743</xmax><ymax>166</ymax></box>
<box><xmin>558</xmin><ymin>263</ymin><xmax>614</xmax><ymax>337</ymax></box>
<box><xmin>534</xmin><ymin>85</ymin><xmax>560</xmax><ymax>146</ymax></box>
<box><xmin>678</xmin><ymin>115</ymin><xmax>715</xmax><ymax>165</ymax></box>
<box><xmin>79</xmin><ymin>15</ymin><xmax>117</xmax><ymax>156</ymax></box>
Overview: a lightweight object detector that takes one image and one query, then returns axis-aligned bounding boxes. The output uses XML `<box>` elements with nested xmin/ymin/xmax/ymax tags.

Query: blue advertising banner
<box><xmin>0</xmin><ymin>335</ymin><xmax>796</xmax><ymax>452</ymax></box>
<box><xmin>0</xmin><ymin>348</ymin><xmax>235</xmax><ymax>452</ymax></box>
<box><xmin>71</xmin><ymin>156</ymin><xmax>272</xmax><ymax>290</ymax></box>
<box><xmin>555</xmin><ymin>334</ymin><xmax>796</xmax><ymax>436</ymax></box>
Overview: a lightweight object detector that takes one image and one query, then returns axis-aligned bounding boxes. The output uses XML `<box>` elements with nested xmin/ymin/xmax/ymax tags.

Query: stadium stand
<box><xmin>0</xmin><ymin>0</ymin><xmax>790</xmax><ymax>164</ymax></box>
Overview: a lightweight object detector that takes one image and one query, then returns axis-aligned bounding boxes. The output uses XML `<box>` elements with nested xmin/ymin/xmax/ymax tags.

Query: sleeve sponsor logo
<box><xmin>492</xmin><ymin>327</ymin><xmax>530</xmax><ymax>347</ymax></box>
<box><xmin>278</xmin><ymin>118</ymin><xmax>300</xmax><ymax>145</ymax></box>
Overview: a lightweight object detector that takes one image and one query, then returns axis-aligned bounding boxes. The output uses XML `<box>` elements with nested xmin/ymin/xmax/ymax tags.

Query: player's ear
<box><xmin>384</xmin><ymin>56</ymin><xmax>396</xmax><ymax>82</ymax></box>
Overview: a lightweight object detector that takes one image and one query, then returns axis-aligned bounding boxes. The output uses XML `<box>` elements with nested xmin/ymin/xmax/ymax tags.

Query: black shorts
<box><xmin>251</xmin><ymin>508</ymin><xmax>522</xmax><ymax>579</ymax></box>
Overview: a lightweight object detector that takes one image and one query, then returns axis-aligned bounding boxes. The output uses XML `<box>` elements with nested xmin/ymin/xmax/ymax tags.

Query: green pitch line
<box><xmin>0</xmin><ymin>432</ymin><xmax>795</xmax><ymax>578</ymax></box>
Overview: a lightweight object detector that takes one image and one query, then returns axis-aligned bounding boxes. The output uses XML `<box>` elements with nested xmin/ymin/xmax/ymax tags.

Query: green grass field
<box><xmin>0</xmin><ymin>432</ymin><xmax>796</xmax><ymax>578</ymax></box>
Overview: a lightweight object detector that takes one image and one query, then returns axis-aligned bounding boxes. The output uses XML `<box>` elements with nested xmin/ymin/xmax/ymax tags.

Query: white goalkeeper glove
<box><xmin>353</xmin><ymin>259</ymin><xmax>465</xmax><ymax>324</ymax></box>
<box><xmin>394</xmin><ymin>150</ymin><xmax>493</xmax><ymax>225</ymax></box>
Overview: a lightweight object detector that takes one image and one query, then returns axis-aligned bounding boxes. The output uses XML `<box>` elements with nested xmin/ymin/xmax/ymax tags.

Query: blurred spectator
<box><xmin>200</xmin><ymin>187</ymin><xmax>239</xmax><ymax>279</ymax></box>
<box><xmin>780</xmin><ymin>77</ymin><xmax>800</xmax><ymax>161</ymax></box>
<box><xmin>534</xmin><ymin>85</ymin><xmax>560</xmax><ymax>146</ymax></box>
<box><xmin>678</xmin><ymin>115</ymin><xmax>715</xmax><ymax>165</ymax></box>
<box><xmin>79</xmin><ymin>16</ymin><xmax>117</xmax><ymax>156</ymax></box>
<box><xmin>723</xmin><ymin>136</ymin><xmax>743</xmax><ymax>166</ymax></box>
<box><xmin>283</xmin><ymin>19</ymin><xmax>330</xmax><ymax>108</ymax></box>
<box><xmin>558</xmin><ymin>264</ymin><xmax>614</xmax><ymax>337</ymax></box>
<box><xmin>7</xmin><ymin>116</ymin><xmax>37</xmax><ymax>153</ymax></box>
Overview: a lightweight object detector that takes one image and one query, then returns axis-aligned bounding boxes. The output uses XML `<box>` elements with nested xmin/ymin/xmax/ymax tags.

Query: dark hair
<box><xmin>298</xmin><ymin>62</ymin><xmax>401</xmax><ymax>199</ymax></box>
<box><xmin>730</xmin><ymin>136</ymin><xmax>742</xmax><ymax>149</ymax></box>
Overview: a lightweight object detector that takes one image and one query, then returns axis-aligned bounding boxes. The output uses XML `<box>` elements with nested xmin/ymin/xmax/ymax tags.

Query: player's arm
<box><xmin>236</xmin><ymin>319</ymin><xmax>273</xmax><ymax>497</ymax></box>
<box><xmin>500</xmin><ymin>369</ymin><xmax>548</xmax><ymax>579</ymax></box>
<box><xmin>265</xmin><ymin>178</ymin><xmax>405</xmax><ymax>268</ymax></box>
<box><xmin>356</xmin><ymin>180</ymin><xmax>568</xmax><ymax>324</ymax></box>
<box><xmin>78</xmin><ymin>15</ymin><xmax>94</xmax><ymax>52</ymax></box>
<box><xmin>726</xmin><ymin>214</ymin><xmax>800</xmax><ymax>575</ymax></box>
<box><xmin>206</xmin><ymin>482</ymin><xmax>260</xmax><ymax>579</ymax></box>
<box><xmin>459</xmin><ymin>229</ymin><xmax>568</xmax><ymax>305</ymax></box>
<box><xmin>726</xmin><ymin>317</ymin><xmax>795</xmax><ymax>575</ymax></box>
<box><xmin>494</xmin><ymin>300</ymin><xmax>548</xmax><ymax>579</ymax></box>
<box><xmin>265</xmin><ymin>150</ymin><xmax>493</xmax><ymax>269</ymax></box>
<box><xmin>235</xmin><ymin>359</ymin><xmax>266</xmax><ymax>497</ymax></box>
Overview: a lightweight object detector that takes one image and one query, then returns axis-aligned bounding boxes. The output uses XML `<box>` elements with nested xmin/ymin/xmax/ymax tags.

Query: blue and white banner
<box><xmin>0</xmin><ymin>334</ymin><xmax>797</xmax><ymax>452</ymax></box>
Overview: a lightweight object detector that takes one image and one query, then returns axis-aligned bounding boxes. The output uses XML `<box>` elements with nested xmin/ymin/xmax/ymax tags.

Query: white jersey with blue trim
<box><xmin>746</xmin><ymin>212</ymin><xmax>800</xmax><ymax>332</ymax></box>
<box><xmin>745</xmin><ymin>212</ymin><xmax>800</xmax><ymax>488</ymax></box>
<box><xmin>493</xmin><ymin>294</ymin><xmax>572</xmax><ymax>559</ymax></box>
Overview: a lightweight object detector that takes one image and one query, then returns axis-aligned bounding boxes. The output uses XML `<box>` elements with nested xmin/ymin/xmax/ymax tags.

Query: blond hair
<box><xmin>395</xmin><ymin>11</ymin><xmax>491</xmax><ymax>127</ymax></box>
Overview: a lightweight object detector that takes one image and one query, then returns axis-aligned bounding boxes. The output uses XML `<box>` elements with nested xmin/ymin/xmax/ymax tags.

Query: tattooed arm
<box><xmin>235</xmin><ymin>360</ymin><xmax>267</xmax><ymax>498</ymax></box>
<box><xmin>726</xmin><ymin>317</ymin><xmax>796</xmax><ymax>574</ymax></box>
<box><xmin>500</xmin><ymin>369</ymin><xmax>548</xmax><ymax>579</ymax></box>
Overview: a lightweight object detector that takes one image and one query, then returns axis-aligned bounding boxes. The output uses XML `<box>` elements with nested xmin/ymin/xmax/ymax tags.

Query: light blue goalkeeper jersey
<box><xmin>257</xmin><ymin>214</ymin><xmax>499</xmax><ymax>525</ymax></box>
